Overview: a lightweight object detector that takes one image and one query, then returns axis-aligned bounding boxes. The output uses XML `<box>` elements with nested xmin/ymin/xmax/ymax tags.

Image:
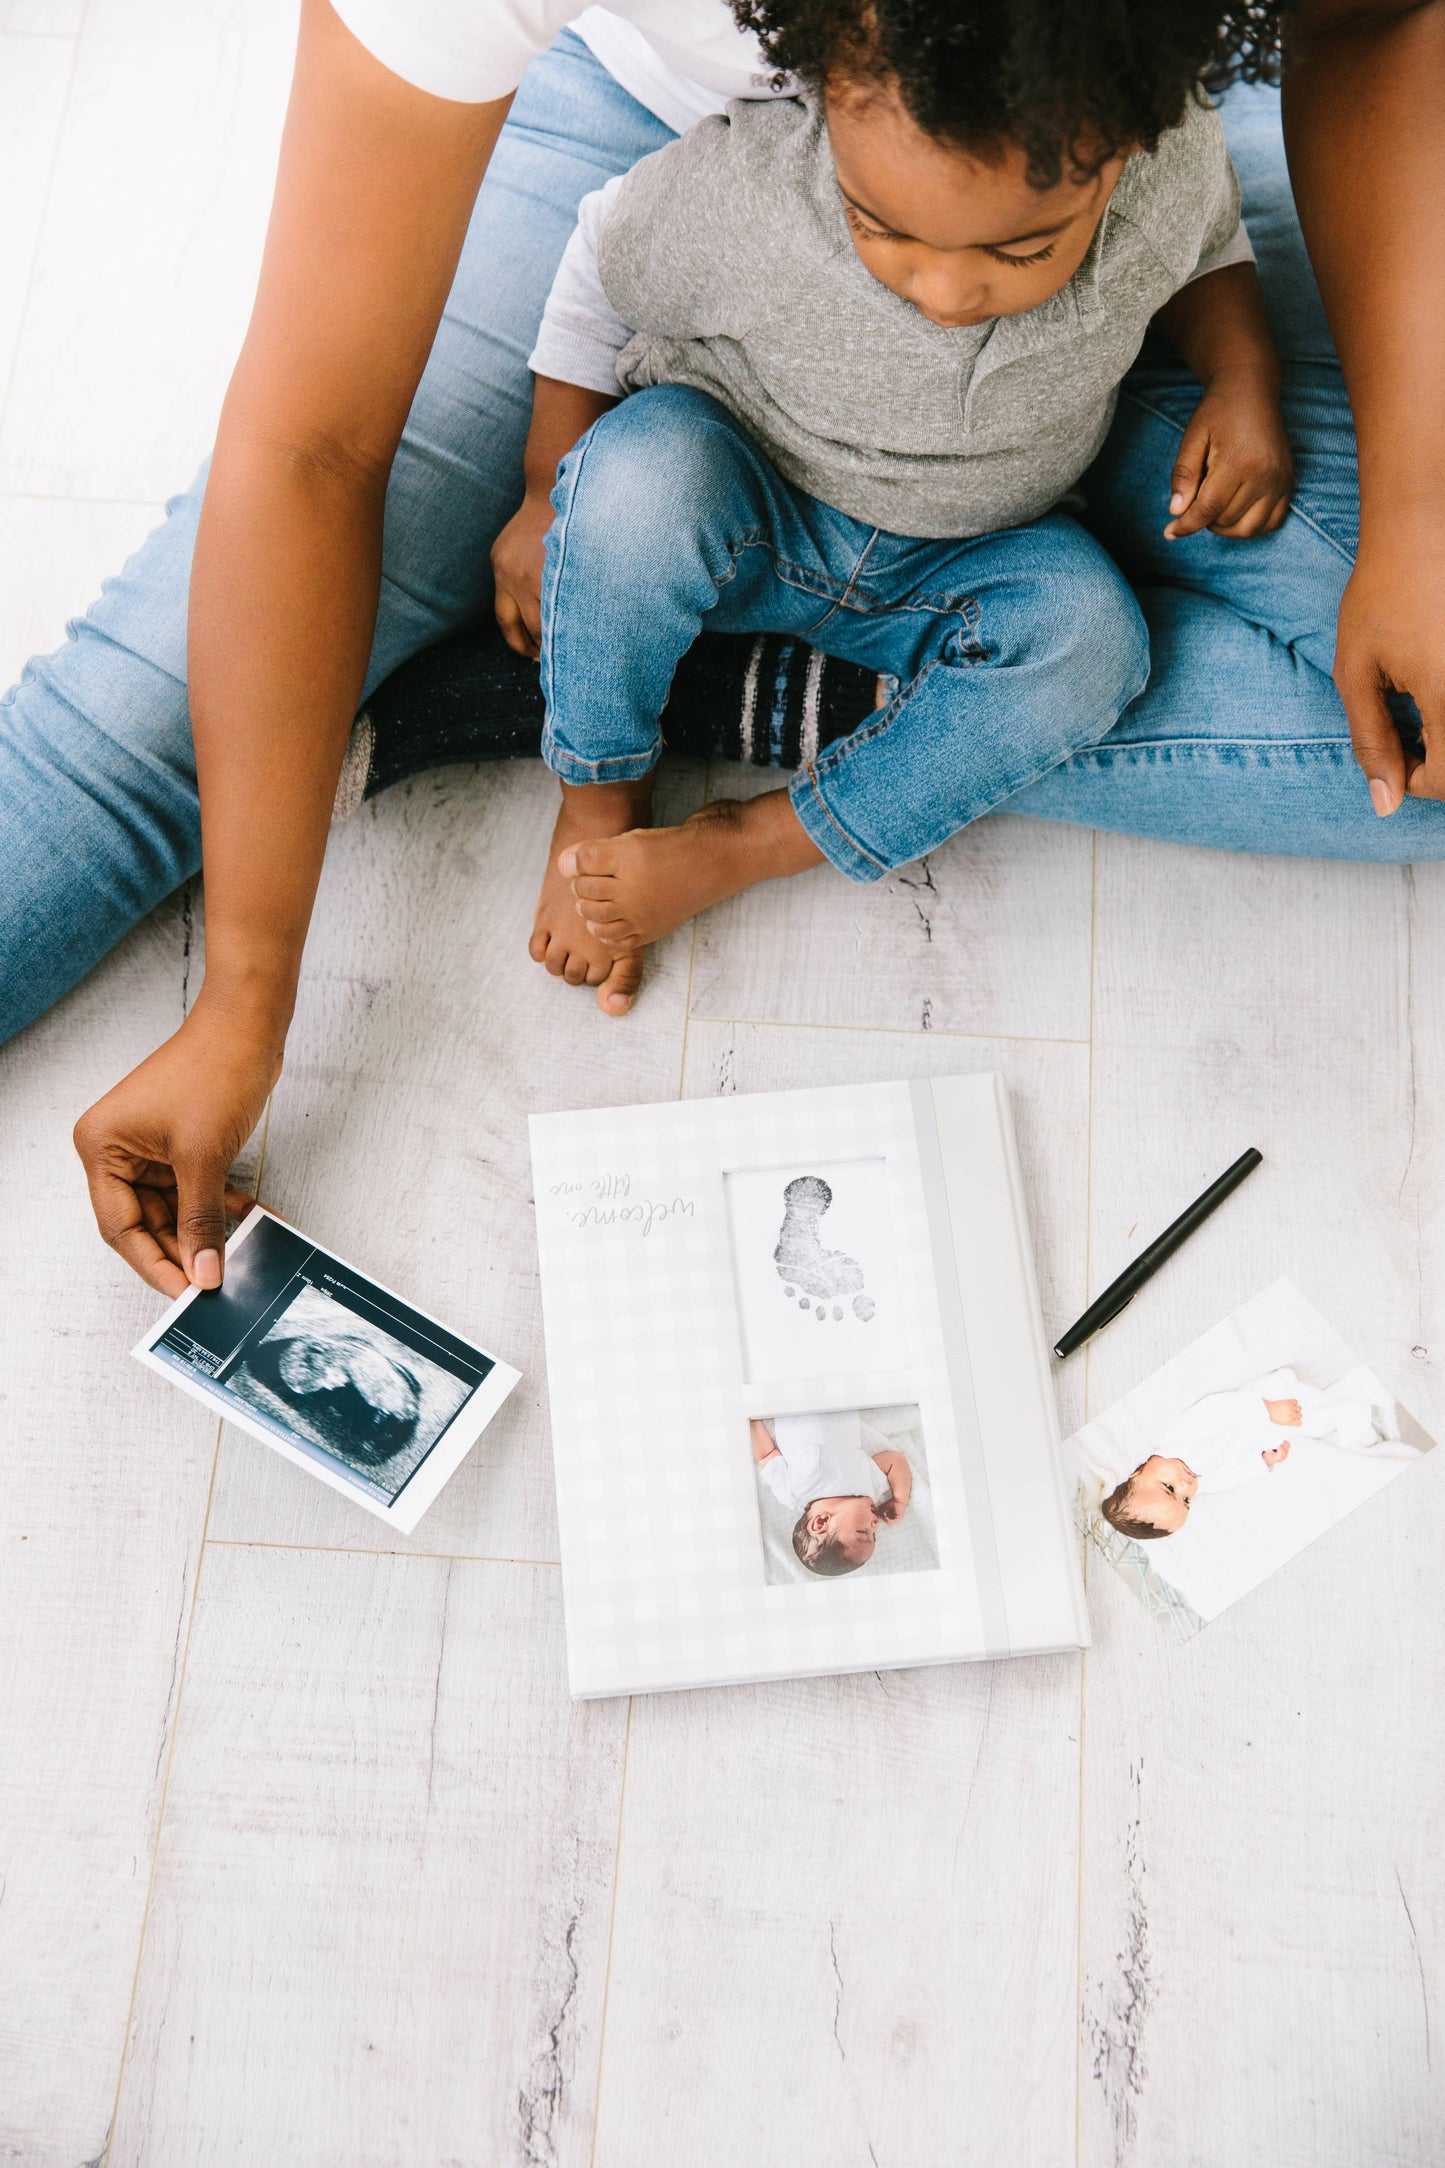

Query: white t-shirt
<box><xmin>329</xmin><ymin>0</ymin><xmax>790</xmax><ymax>132</ymax></box>
<box><xmin>756</xmin><ymin>1410</ymin><xmax>892</xmax><ymax>1517</ymax></box>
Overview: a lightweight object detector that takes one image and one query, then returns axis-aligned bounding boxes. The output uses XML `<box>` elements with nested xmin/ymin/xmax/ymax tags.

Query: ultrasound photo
<box><xmin>226</xmin><ymin>1282</ymin><xmax>472</xmax><ymax>1502</ymax></box>
<box><xmin>136</xmin><ymin>1208</ymin><xmax>518</xmax><ymax>1529</ymax></box>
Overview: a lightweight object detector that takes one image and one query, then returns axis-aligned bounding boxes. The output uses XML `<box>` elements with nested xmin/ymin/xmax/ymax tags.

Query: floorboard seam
<box><xmin>586</xmin><ymin>1695</ymin><xmax>635</xmax><ymax>2168</ymax></box>
<box><xmin>101</xmin><ymin>1413</ymin><xmax>223</xmax><ymax>2160</ymax></box>
<box><xmin>203</xmin><ymin>1536</ymin><xmax>562</xmax><ymax>1566</ymax></box>
<box><xmin>0</xmin><ymin>3</ymin><xmax>87</xmax><ymax>443</ymax></box>
<box><xmin>0</xmin><ymin>487</ymin><xmax>167</xmax><ymax>509</ymax></box>
<box><xmin>683</xmin><ymin>1013</ymin><xmax>1089</xmax><ymax>1047</ymax></box>
<box><xmin>1074</xmin><ymin>825</ymin><xmax>1099</xmax><ymax>2168</ymax></box>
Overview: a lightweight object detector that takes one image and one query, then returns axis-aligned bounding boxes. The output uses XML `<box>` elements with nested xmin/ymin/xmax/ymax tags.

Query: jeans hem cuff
<box><xmin>541</xmin><ymin>730</ymin><xmax>661</xmax><ymax>785</ymax></box>
<box><xmin>789</xmin><ymin>770</ymin><xmax>889</xmax><ymax>883</ymax></box>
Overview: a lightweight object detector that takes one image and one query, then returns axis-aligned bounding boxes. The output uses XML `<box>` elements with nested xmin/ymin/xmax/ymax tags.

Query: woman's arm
<box><xmin>74</xmin><ymin>0</ymin><xmax>508</xmax><ymax>1295</ymax></box>
<box><xmin>1284</xmin><ymin>0</ymin><xmax>1445</xmax><ymax>809</ymax></box>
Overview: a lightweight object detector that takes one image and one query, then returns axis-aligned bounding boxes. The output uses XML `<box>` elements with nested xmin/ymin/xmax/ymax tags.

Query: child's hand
<box><xmin>1262</xmin><ymin>1439</ymin><xmax>1292</xmax><ymax>1468</ymax></box>
<box><xmin>1265</xmin><ymin>1397</ymin><xmax>1303</xmax><ymax>1425</ymax></box>
<box><xmin>491</xmin><ymin>493</ymin><xmax>554</xmax><ymax>660</ymax></box>
<box><xmin>878</xmin><ymin>1495</ymin><xmax>907</xmax><ymax>1523</ymax></box>
<box><xmin>1164</xmin><ymin>365</ymin><xmax>1294</xmax><ymax>542</ymax></box>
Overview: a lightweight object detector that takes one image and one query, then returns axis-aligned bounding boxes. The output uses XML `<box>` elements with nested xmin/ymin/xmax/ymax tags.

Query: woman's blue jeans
<box><xmin>541</xmin><ymin>386</ymin><xmax>1149</xmax><ymax>879</ymax></box>
<box><xmin>0</xmin><ymin>44</ymin><xmax>1438</xmax><ymax>1047</ymax></box>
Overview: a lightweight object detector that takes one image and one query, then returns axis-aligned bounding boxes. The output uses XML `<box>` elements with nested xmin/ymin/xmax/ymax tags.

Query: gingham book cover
<box><xmin>529</xmin><ymin>1072</ymin><xmax>1089</xmax><ymax>1697</ymax></box>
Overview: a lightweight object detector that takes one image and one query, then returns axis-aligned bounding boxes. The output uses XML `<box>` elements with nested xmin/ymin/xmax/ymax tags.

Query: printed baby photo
<box><xmin>1067</xmin><ymin>1278</ymin><xmax>1435</xmax><ymax>1637</ymax></box>
<box><xmin>748</xmin><ymin>1403</ymin><xmax>941</xmax><ymax>1587</ymax></box>
<box><xmin>723</xmin><ymin>1157</ymin><xmax>911</xmax><ymax>1385</ymax></box>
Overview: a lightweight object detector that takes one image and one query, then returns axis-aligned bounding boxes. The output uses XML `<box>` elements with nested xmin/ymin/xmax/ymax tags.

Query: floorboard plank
<box><xmin>1078</xmin><ymin>840</ymin><xmax>1445</xmax><ymax>2168</ymax></box>
<box><xmin>0</xmin><ymin>898</ymin><xmax>215</xmax><ymax>2167</ymax></box>
<box><xmin>108</xmin><ymin>1546</ymin><xmax>626</xmax><ymax>2167</ymax></box>
<box><xmin>0</xmin><ymin>30</ymin><xmax>74</xmax><ymax>401</ymax></box>
<box><xmin>595</xmin><ymin>1661</ymin><xmax>1081</xmax><ymax>2168</ymax></box>
<box><xmin>0</xmin><ymin>0</ymin><xmax>295</xmax><ymax>500</ymax></box>
<box><xmin>687</xmin><ymin>765</ymin><xmax>1094</xmax><ymax>1043</ymax></box>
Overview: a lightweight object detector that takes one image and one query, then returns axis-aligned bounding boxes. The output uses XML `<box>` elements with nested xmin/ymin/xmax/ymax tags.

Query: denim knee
<box><xmin>549</xmin><ymin>385</ymin><xmax>758</xmax><ymax>590</ymax></box>
<box><xmin>1027</xmin><ymin>540</ymin><xmax>1151</xmax><ymax>733</ymax></box>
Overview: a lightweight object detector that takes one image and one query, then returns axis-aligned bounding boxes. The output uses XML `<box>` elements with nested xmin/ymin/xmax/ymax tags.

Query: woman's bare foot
<box><xmin>531</xmin><ymin>777</ymin><xmax>654</xmax><ymax>1013</ymax></box>
<box><xmin>558</xmin><ymin>790</ymin><xmax>825</xmax><ymax>955</ymax></box>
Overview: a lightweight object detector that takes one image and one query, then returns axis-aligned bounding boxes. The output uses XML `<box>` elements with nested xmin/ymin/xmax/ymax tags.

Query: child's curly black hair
<box><xmin>731</xmin><ymin>0</ymin><xmax>1287</xmax><ymax>185</ymax></box>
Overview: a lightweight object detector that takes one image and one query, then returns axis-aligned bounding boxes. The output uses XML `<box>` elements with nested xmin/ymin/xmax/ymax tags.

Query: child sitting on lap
<box><xmin>492</xmin><ymin>1</ymin><xmax>1292</xmax><ymax>1014</ymax></box>
<box><xmin>750</xmin><ymin>1412</ymin><xmax>912</xmax><ymax>1577</ymax></box>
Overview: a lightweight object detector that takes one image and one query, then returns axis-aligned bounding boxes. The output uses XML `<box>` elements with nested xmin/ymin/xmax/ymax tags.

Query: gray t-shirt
<box><xmin>531</xmin><ymin>91</ymin><xmax>1251</xmax><ymax>539</ymax></box>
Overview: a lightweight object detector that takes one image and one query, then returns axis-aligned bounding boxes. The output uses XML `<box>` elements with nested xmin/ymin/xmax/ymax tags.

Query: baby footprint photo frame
<box><xmin>722</xmin><ymin>1154</ymin><xmax>912</xmax><ymax>1388</ymax></box>
<box><xmin>529</xmin><ymin>1071</ymin><xmax>1089</xmax><ymax>1697</ymax></box>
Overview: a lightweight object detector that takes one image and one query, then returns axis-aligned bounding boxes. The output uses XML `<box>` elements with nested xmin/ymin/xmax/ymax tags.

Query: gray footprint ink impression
<box><xmin>774</xmin><ymin>1175</ymin><xmax>876</xmax><ymax>1323</ymax></box>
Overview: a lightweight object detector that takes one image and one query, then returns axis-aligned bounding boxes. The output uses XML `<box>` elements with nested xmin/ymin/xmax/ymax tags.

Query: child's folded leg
<box><xmin>557</xmin><ymin>512</ymin><xmax>1150</xmax><ymax>948</ymax></box>
<box><xmin>535</xmin><ymin>383</ymin><xmax>856</xmax><ymax>1005</ymax></box>
<box><xmin>787</xmin><ymin>513</ymin><xmax>1151</xmax><ymax>880</ymax></box>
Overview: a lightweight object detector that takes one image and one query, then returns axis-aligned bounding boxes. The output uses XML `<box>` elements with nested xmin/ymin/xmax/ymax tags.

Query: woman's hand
<box><xmin>491</xmin><ymin>493</ymin><xmax>554</xmax><ymax>660</ymax></box>
<box><xmin>1164</xmin><ymin>365</ymin><xmax>1294</xmax><ymax>541</ymax></box>
<box><xmin>1332</xmin><ymin>517</ymin><xmax>1445</xmax><ymax>811</ymax></box>
<box><xmin>73</xmin><ymin>993</ymin><xmax>283</xmax><ymax>1296</ymax></box>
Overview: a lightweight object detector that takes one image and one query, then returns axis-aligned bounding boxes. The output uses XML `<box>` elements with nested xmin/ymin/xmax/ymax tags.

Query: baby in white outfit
<box><xmin>1101</xmin><ymin>1366</ymin><xmax>1379</xmax><ymax>1541</ymax></box>
<box><xmin>750</xmin><ymin>1410</ymin><xmax>912</xmax><ymax>1577</ymax></box>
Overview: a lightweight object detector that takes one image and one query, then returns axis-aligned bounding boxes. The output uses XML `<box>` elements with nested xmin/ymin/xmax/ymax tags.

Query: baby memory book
<box><xmin>529</xmin><ymin>1072</ymin><xmax>1088</xmax><ymax>1697</ymax></box>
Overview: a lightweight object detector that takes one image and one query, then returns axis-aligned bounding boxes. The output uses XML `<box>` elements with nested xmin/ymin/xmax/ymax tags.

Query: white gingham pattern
<box><xmin>530</xmin><ymin>1081</ymin><xmax>995</xmax><ymax>1696</ymax></box>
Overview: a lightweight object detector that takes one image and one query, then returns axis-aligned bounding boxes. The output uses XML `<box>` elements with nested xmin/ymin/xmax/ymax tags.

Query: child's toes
<box><xmin>597</xmin><ymin>954</ymin><xmax>644</xmax><ymax>1015</ymax></box>
<box><xmin>574</xmin><ymin>894</ymin><xmax>624</xmax><ymax>928</ymax></box>
<box><xmin>562</xmin><ymin>948</ymin><xmax>592</xmax><ymax>987</ymax></box>
<box><xmin>528</xmin><ymin>925</ymin><xmax>550</xmax><ymax>964</ymax></box>
<box><xmin>589</xmin><ymin>923</ymin><xmax>643</xmax><ymax>953</ymax></box>
<box><xmin>559</xmin><ymin>839</ymin><xmax>618</xmax><ymax>881</ymax></box>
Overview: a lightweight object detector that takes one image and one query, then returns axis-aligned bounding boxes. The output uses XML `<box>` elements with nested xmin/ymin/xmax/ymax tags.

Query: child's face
<box><xmin>824</xmin><ymin>80</ymin><xmax>1128</xmax><ymax>330</ymax></box>
<box><xmin>807</xmin><ymin>1495</ymin><xmax>879</xmax><ymax>1564</ymax></box>
<box><xmin>1126</xmin><ymin>1454</ymin><xmax>1198</xmax><ymax>1535</ymax></box>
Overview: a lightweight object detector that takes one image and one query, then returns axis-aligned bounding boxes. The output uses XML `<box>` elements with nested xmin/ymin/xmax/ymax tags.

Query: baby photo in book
<box><xmin>748</xmin><ymin>1403</ymin><xmax>941</xmax><ymax>1586</ymax></box>
<box><xmin>1067</xmin><ymin>1278</ymin><xmax>1435</xmax><ymax>1638</ymax></box>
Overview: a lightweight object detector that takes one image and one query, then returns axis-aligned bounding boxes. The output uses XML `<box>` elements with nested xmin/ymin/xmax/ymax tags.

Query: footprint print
<box><xmin>774</xmin><ymin>1175</ymin><xmax>875</xmax><ymax>1324</ymax></box>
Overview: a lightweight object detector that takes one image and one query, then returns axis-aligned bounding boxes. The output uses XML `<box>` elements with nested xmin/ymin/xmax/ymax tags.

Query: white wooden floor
<box><xmin>4</xmin><ymin>7</ymin><xmax>1444</xmax><ymax>2164</ymax></box>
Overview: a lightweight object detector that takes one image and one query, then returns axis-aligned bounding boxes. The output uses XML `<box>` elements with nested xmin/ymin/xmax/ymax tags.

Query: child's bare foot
<box><xmin>531</xmin><ymin>778</ymin><xmax>654</xmax><ymax>1014</ymax></box>
<box><xmin>558</xmin><ymin>790</ymin><xmax>825</xmax><ymax>954</ymax></box>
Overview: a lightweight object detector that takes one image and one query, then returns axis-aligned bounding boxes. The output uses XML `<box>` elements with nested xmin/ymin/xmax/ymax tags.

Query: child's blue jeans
<box><xmin>539</xmin><ymin>385</ymin><xmax>1149</xmax><ymax>881</ymax></box>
